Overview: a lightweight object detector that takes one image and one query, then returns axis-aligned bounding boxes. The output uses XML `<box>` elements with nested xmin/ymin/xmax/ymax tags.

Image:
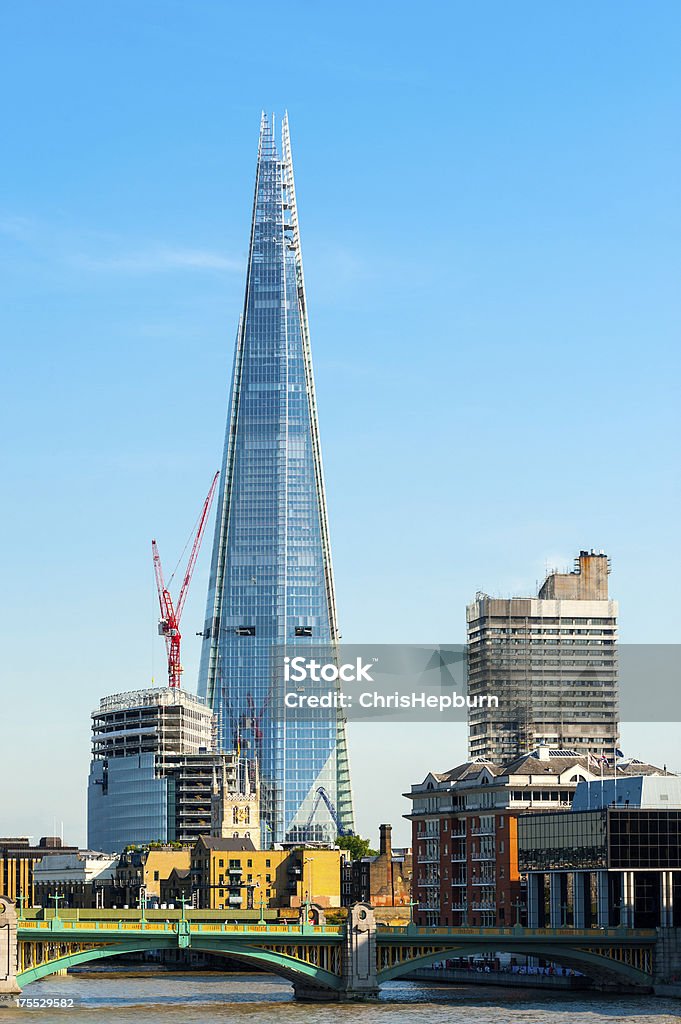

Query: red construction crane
<box><xmin>152</xmin><ymin>471</ymin><xmax>219</xmax><ymax>688</ymax></box>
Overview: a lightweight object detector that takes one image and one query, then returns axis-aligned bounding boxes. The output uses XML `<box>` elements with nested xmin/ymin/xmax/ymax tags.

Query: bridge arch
<box><xmin>191</xmin><ymin>941</ymin><xmax>341</xmax><ymax>992</ymax></box>
<box><xmin>17</xmin><ymin>938</ymin><xmax>342</xmax><ymax>993</ymax></box>
<box><xmin>378</xmin><ymin>943</ymin><xmax>652</xmax><ymax>989</ymax></box>
<box><xmin>18</xmin><ymin>940</ymin><xmax>177</xmax><ymax>987</ymax></box>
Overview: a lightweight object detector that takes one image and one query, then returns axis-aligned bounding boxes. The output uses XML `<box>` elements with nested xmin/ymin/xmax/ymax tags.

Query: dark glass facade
<box><xmin>198</xmin><ymin>114</ymin><xmax>354</xmax><ymax>844</ymax></box>
<box><xmin>609</xmin><ymin>810</ymin><xmax>681</xmax><ymax>869</ymax></box>
<box><xmin>519</xmin><ymin>808</ymin><xmax>681</xmax><ymax>871</ymax></box>
<box><xmin>518</xmin><ymin>810</ymin><xmax>608</xmax><ymax>871</ymax></box>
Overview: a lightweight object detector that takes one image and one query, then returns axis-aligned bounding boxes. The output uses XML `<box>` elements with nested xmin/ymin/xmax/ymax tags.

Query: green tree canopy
<box><xmin>336</xmin><ymin>834</ymin><xmax>378</xmax><ymax>860</ymax></box>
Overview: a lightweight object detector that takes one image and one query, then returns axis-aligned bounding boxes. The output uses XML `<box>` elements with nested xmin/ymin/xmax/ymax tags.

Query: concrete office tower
<box><xmin>198</xmin><ymin>113</ymin><xmax>354</xmax><ymax>843</ymax></box>
<box><xmin>87</xmin><ymin>688</ymin><xmax>246</xmax><ymax>852</ymax></box>
<box><xmin>467</xmin><ymin>551</ymin><xmax>619</xmax><ymax>762</ymax></box>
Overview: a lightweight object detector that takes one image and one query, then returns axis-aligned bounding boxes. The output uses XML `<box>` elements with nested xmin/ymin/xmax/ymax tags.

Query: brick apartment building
<box><xmin>405</xmin><ymin>748</ymin><xmax>666</xmax><ymax>927</ymax></box>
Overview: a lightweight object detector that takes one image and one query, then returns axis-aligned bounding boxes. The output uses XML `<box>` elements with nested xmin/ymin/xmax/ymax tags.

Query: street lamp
<box><xmin>407</xmin><ymin>899</ymin><xmax>418</xmax><ymax>930</ymax></box>
<box><xmin>462</xmin><ymin>900</ymin><xmax>469</xmax><ymax>928</ymax></box>
<box><xmin>512</xmin><ymin>897</ymin><xmax>525</xmax><ymax>926</ymax></box>
<box><xmin>16</xmin><ymin>893</ymin><xmax>27</xmax><ymax>921</ymax></box>
<box><xmin>49</xmin><ymin>893</ymin><xmax>65</xmax><ymax>919</ymax></box>
<box><xmin>304</xmin><ymin>857</ymin><xmax>314</xmax><ymax>922</ymax></box>
<box><xmin>255</xmin><ymin>875</ymin><xmax>265</xmax><ymax>925</ymax></box>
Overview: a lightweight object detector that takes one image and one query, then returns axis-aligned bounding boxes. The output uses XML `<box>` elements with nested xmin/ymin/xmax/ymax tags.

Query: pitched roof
<box><xmin>165</xmin><ymin>867</ymin><xmax>191</xmax><ymax>880</ymax></box>
<box><xmin>500</xmin><ymin>750</ymin><xmax>667</xmax><ymax>778</ymax></box>
<box><xmin>440</xmin><ymin>760</ymin><xmax>502</xmax><ymax>782</ymax></box>
<box><xmin>195</xmin><ymin>836</ymin><xmax>256</xmax><ymax>852</ymax></box>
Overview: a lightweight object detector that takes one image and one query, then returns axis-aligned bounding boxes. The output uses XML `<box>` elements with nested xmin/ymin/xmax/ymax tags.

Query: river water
<box><xmin>4</xmin><ymin>972</ymin><xmax>681</xmax><ymax>1023</ymax></box>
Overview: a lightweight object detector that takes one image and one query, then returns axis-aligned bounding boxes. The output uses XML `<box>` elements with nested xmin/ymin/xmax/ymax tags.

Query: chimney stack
<box><xmin>379</xmin><ymin>823</ymin><xmax>392</xmax><ymax>857</ymax></box>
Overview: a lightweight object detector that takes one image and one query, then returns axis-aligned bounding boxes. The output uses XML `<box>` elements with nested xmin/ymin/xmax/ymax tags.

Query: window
<box><xmin>219</xmin><ymin>859</ymin><xmax>224</xmax><ymax>868</ymax></box>
<box><xmin>266</xmin><ymin>859</ymin><xmax>271</xmax><ymax>867</ymax></box>
<box><xmin>153</xmin><ymin>871</ymin><xmax>159</xmax><ymax>881</ymax></box>
<box><xmin>247</xmin><ymin>859</ymin><xmax>253</xmax><ymax>868</ymax></box>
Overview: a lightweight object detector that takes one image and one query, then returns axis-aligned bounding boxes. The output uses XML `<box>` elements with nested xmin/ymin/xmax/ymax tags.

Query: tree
<box><xmin>336</xmin><ymin>834</ymin><xmax>378</xmax><ymax>860</ymax></box>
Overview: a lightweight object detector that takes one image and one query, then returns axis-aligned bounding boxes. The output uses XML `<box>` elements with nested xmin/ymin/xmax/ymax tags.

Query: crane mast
<box><xmin>152</xmin><ymin>471</ymin><xmax>219</xmax><ymax>688</ymax></box>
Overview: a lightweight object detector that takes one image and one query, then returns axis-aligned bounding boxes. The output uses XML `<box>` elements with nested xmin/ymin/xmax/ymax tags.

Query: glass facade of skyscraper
<box><xmin>198</xmin><ymin>114</ymin><xmax>354</xmax><ymax>844</ymax></box>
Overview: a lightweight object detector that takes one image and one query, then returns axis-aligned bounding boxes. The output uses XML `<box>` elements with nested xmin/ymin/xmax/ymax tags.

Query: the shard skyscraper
<box><xmin>198</xmin><ymin>114</ymin><xmax>354</xmax><ymax>844</ymax></box>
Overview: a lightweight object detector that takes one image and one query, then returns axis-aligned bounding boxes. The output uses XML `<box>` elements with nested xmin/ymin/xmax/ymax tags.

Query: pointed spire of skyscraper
<box><xmin>198</xmin><ymin>114</ymin><xmax>354</xmax><ymax>843</ymax></box>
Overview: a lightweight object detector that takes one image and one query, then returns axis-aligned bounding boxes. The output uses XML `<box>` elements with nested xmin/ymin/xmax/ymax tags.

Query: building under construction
<box><xmin>87</xmin><ymin>688</ymin><xmax>259</xmax><ymax>852</ymax></box>
<box><xmin>467</xmin><ymin>550</ymin><xmax>619</xmax><ymax>762</ymax></box>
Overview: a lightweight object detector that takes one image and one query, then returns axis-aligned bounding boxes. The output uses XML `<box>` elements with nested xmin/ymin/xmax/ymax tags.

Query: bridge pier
<box><xmin>654</xmin><ymin>928</ymin><xmax>681</xmax><ymax>986</ymax></box>
<box><xmin>0</xmin><ymin>898</ymin><xmax>21</xmax><ymax>1006</ymax></box>
<box><xmin>294</xmin><ymin>903</ymin><xmax>379</xmax><ymax>1002</ymax></box>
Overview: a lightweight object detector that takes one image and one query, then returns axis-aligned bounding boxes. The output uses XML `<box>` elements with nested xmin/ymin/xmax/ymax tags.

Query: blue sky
<box><xmin>1</xmin><ymin>1</ymin><xmax>679</xmax><ymax>846</ymax></box>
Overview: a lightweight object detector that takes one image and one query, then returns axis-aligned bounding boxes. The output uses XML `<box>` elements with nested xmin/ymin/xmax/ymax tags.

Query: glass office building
<box><xmin>198</xmin><ymin>114</ymin><xmax>354</xmax><ymax>844</ymax></box>
<box><xmin>87</xmin><ymin>688</ymin><xmax>235</xmax><ymax>852</ymax></box>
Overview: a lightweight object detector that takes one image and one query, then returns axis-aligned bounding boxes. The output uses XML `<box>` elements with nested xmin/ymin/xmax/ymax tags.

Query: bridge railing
<box><xmin>17</xmin><ymin>919</ymin><xmax>342</xmax><ymax>936</ymax></box>
<box><xmin>376</xmin><ymin>924</ymin><xmax>657</xmax><ymax>940</ymax></box>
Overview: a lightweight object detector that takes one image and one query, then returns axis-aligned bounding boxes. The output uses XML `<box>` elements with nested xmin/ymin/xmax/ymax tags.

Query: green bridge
<box><xmin>1</xmin><ymin>897</ymin><xmax>676</xmax><ymax>1002</ymax></box>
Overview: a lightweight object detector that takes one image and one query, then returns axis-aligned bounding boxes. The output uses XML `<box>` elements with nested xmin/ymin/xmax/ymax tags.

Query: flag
<box><xmin>615</xmin><ymin>748</ymin><xmax>624</xmax><ymax>759</ymax></box>
<box><xmin>587</xmin><ymin>754</ymin><xmax>600</xmax><ymax>769</ymax></box>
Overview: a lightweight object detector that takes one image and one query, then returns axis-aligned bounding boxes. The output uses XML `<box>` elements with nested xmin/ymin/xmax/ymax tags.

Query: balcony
<box><xmin>471</xmin><ymin>876</ymin><xmax>495</xmax><ymax>886</ymax></box>
<box><xmin>471</xmin><ymin>852</ymin><xmax>495</xmax><ymax>861</ymax></box>
<box><xmin>450</xmin><ymin>877</ymin><xmax>467</xmax><ymax>886</ymax></box>
<box><xmin>471</xmin><ymin>826</ymin><xmax>495</xmax><ymax>836</ymax></box>
<box><xmin>471</xmin><ymin>901</ymin><xmax>495</xmax><ymax>911</ymax></box>
<box><xmin>451</xmin><ymin>853</ymin><xmax>467</xmax><ymax>863</ymax></box>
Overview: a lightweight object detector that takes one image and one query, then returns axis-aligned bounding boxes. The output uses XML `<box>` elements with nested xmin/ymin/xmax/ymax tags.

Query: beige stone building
<box><xmin>211</xmin><ymin>760</ymin><xmax>260</xmax><ymax>849</ymax></box>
